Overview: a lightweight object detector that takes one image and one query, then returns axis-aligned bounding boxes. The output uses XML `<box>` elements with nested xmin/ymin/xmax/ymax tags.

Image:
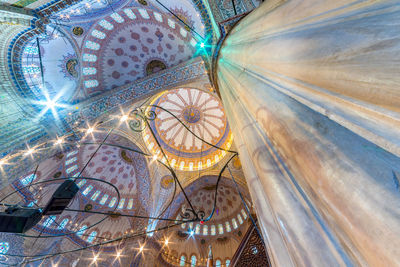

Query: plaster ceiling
<box><xmin>81</xmin><ymin>7</ymin><xmax>196</xmax><ymax>96</ymax></box>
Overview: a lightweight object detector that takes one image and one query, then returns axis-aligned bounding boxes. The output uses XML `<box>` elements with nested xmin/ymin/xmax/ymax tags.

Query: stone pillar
<box><xmin>216</xmin><ymin>0</ymin><xmax>400</xmax><ymax>266</ymax></box>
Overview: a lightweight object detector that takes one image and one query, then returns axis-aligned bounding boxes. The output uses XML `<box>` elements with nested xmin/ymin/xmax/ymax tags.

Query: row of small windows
<box><xmin>39</xmin><ymin>216</ymin><xmax>96</xmax><ymax>242</ymax></box>
<box><xmin>179</xmin><ymin>210</ymin><xmax>248</xmax><ymax>235</ymax></box>
<box><xmin>178</xmin><ymin>255</ymin><xmax>230</xmax><ymax>266</ymax></box>
<box><xmin>80</xmin><ymin>183</ymin><xmax>134</xmax><ymax>209</ymax></box>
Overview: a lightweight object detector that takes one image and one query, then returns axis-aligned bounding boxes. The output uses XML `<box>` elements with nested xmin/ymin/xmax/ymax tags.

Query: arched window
<box><xmin>65</xmin><ymin>157</ymin><xmax>77</xmax><ymax>166</ymax></box>
<box><xmin>87</xmin><ymin>231</ymin><xmax>97</xmax><ymax>243</ymax></box>
<box><xmin>109</xmin><ymin>197</ymin><xmax>117</xmax><ymax>208</ymax></box>
<box><xmin>21</xmin><ymin>174</ymin><xmax>37</xmax><ymax>186</ymax></box>
<box><xmin>99</xmin><ymin>194</ymin><xmax>109</xmax><ymax>205</ymax></box>
<box><xmin>237</xmin><ymin>214</ymin><xmax>243</xmax><ymax>224</ymax></box>
<box><xmin>226</xmin><ymin>259</ymin><xmax>231</xmax><ymax>266</ymax></box>
<box><xmin>232</xmin><ymin>218</ymin><xmax>238</xmax><ymax>229</ymax></box>
<box><xmin>195</xmin><ymin>224</ymin><xmax>201</xmax><ymax>235</ymax></box>
<box><xmin>118</xmin><ymin>198</ymin><xmax>125</xmax><ymax>209</ymax></box>
<box><xmin>218</xmin><ymin>224</ymin><xmax>224</xmax><ymax>234</ymax></box>
<box><xmin>211</xmin><ymin>225</ymin><xmax>216</xmax><ymax>235</ymax></box>
<box><xmin>225</xmin><ymin>221</ymin><xmax>231</xmax><ymax>232</ymax></box>
<box><xmin>180</xmin><ymin>255</ymin><xmax>186</xmax><ymax>266</ymax></box>
<box><xmin>203</xmin><ymin>225</ymin><xmax>208</xmax><ymax>235</ymax></box>
<box><xmin>77</xmin><ymin>179</ymin><xmax>86</xmax><ymax>188</ymax></box>
<box><xmin>77</xmin><ymin>225</ymin><xmax>88</xmax><ymax>237</ymax></box>
<box><xmin>82</xmin><ymin>185</ymin><xmax>93</xmax><ymax>196</ymax></box>
<box><xmin>66</xmin><ymin>165</ymin><xmax>78</xmax><ymax>174</ymax></box>
<box><xmin>191</xmin><ymin>255</ymin><xmax>196</xmax><ymax>266</ymax></box>
<box><xmin>91</xmin><ymin>190</ymin><xmax>100</xmax><ymax>201</ymax></box>
<box><xmin>215</xmin><ymin>259</ymin><xmax>222</xmax><ymax>267</ymax></box>
<box><xmin>0</xmin><ymin>242</ymin><xmax>9</xmax><ymax>255</ymax></box>
<box><xmin>58</xmin><ymin>218</ymin><xmax>69</xmax><ymax>229</ymax></box>
<box><xmin>43</xmin><ymin>215</ymin><xmax>56</xmax><ymax>228</ymax></box>
<box><xmin>241</xmin><ymin>209</ymin><xmax>248</xmax><ymax>219</ymax></box>
<box><xmin>127</xmin><ymin>199</ymin><xmax>134</xmax><ymax>209</ymax></box>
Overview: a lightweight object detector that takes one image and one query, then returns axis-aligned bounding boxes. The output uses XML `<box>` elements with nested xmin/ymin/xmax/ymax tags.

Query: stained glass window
<box><xmin>87</xmin><ymin>231</ymin><xmax>97</xmax><ymax>243</ymax></box>
<box><xmin>138</xmin><ymin>9</ymin><xmax>149</xmax><ymax>19</ymax></box>
<box><xmin>83</xmin><ymin>53</ymin><xmax>97</xmax><ymax>62</ymax></box>
<box><xmin>180</xmin><ymin>255</ymin><xmax>186</xmax><ymax>266</ymax></box>
<box><xmin>58</xmin><ymin>218</ymin><xmax>69</xmax><ymax>229</ymax></box>
<box><xmin>195</xmin><ymin>224</ymin><xmax>201</xmax><ymax>235</ymax></box>
<box><xmin>83</xmin><ymin>67</ymin><xmax>97</xmax><ymax>75</ymax></box>
<box><xmin>216</xmin><ymin>259</ymin><xmax>221</xmax><ymax>267</ymax></box>
<box><xmin>91</xmin><ymin>29</ymin><xmax>106</xmax><ymax>39</ymax></box>
<box><xmin>154</xmin><ymin>12</ymin><xmax>162</xmax><ymax>22</ymax></box>
<box><xmin>118</xmin><ymin>198</ymin><xmax>125</xmax><ymax>209</ymax></box>
<box><xmin>203</xmin><ymin>225</ymin><xmax>208</xmax><ymax>235</ymax></box>
<box><xmin>238</xmin><ymin>214</ymin><xmax>243</xmax><ymax>224</ymax></box>
<box><xmin>91</xmin><ymin>190</ymin><xmax>100</xmax><ymax>201</ymax></box>
<box><xmin>110</xmin><ymin>12</ymin><xmax>124</xmax><ymax>23</ymax></box>
<box><xmin>168</xmin><ymin>18</ymin><xmax>175</xmax><ymax>29</ymax></box>
<box><xmin>0</xmin><ymin>242</ymin><xmax>9</xmax><ymax>255</ymax></box>
<box><xmin>232</xmin><ymin>218</ymin><xmax>238</xmax><ymax>229</ymax></box>
<box><xmin>85</xmin><ymin>41</ymin><xmax>100</xmax><ymax>50</ymax></box>
<box><xmin>66</xmin><ymin>150</ymin><xmax>78</xmax><ymax>157</ymax></box>
<box><xmin>218</xmin><ymin>224</ymin><xmax>224</xmax><ymax>234</ymax></box>
<box><xmin>82</xmin><ymin>185</ymin><xmax>93</xmax><ymax>196</ymax></box>
<box><xmin>65</xmin><ymin>157</ymin><xmax>77</xmax><ymax>166</ymax></box>
<box><xmin>127</xmin><ymin>198</ymin><xmax>134</xmax><ymax>209</ymax></box>
<box><xmin>66</xmin><ymin>165</ymin><xmax>78</xmax><ymax>174</ymax></box>
<box><xmin>109</xmin><ymin>197</ymin><xmax>117</xmax><ymax>208</ymax></box>
<box><xmin>241</xmin><ymin>209</ymin><xmax>248</xmax><ymax>219</ymax></box>
<box><xmin>77</xmin><ymin>179</ymin><xmax>86</xmax><ymax>188</ymax></box>
<box><xmin>99</xmin><ymin>19</ymin><xmax>114</xmax><ymax>30</ymax></box>
<box><xmin>211</xmin><ymin>225</ymin><xmax>216</xmax><ymax>235</ymax></box>
<box><xmin>100</xmin><ymin>194</ymin><xmax>109</xmax><ymax>205</ymax></box>
<box><xmin>43</xmin><ymin>215</ymin><xmax>56</xmax><ymax>227</ymax></box>
<box><xmin>76</xmin><ymin>225</ymin><xmax>87</xmax><ymax>237</ymax></box>
<box><xmin>225</xmin><ymin>221</ymin><xmax>231</xmax><ymax>232</ymax></box>
<box><xmin>21</xmin><ymin>174</ymin><xmax>37</xmax><ymax>186</ymax></box>
<box><xmin>191</xmin><ymin>255</ymin><xmax>196</xmax><ymax>266</ymax></box>
<box><xmin>226</xmin><ymin>259</ymin><xmax>231</xmax><ymax>266</ymax></box>
<box><xmin>123</xmin><ymin>9</ymin><xmax>136</xmax><ymax>19</ymax></box>
<box><xmin>84</xmin><ymin>80</ymin><xmax>99</xmax><ymax>88</ymax></box>
<box><xmin>180</xmin><ymin>28</ymin><xmax>187</xmax><ymax>38</ymax></box>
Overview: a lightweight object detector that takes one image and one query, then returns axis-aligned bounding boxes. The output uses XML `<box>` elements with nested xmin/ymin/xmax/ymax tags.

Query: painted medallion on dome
<box><xmin>143</xmin><ymin>88</ymin><xmax>232</xmax><ymax>171</ymax></box>
<box><xmin>81</xmin><ymin>7</ymin><xmax>196</xmax><ymax>95</ymax></box>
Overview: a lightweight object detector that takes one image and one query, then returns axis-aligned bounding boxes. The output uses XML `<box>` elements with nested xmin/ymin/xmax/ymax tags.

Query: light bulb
<box><xmin>87</xmin><ymin>127</ymin><xmax>94</xmax><ymax>134</ymax></box>
<box><xmin>120</xmin><ymin>115</ymin><xmax>128</xmax><ymax>122</ymax></box>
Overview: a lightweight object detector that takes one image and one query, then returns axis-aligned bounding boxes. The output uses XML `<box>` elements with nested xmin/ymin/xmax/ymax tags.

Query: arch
<box><xmin>225</xmin><ymin>259</ymin><xmax>231</xmax><ymax>266</ymax></box>
<box><xmin>180</xmin><ymin>254</ymin><xmax>186</xmax><ymax>266</ymax></box>
<box><xmin>190</xmin><ymin>254</ymin><xmax>197</xmax><ymax>266</ymax></box>
<box><xmin>87</xmin><ymin>231</ymin><xmax>97</xmax><ymax>243</ymax></box>
<box><xmin>215</xmin><ymin>259</ymin><xmax>222</xmax><ymax>267</ymax></box>
<box><xmin>76</xmin><ymin>225</ymin><xmax>88</xmax><ymax>237</ymax></box>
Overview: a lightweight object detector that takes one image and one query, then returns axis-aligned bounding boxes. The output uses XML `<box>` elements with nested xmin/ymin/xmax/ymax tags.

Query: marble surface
<box><xmin>217</xmin><ymin>0</ymin><xmax>400</xmax><ymax>266</ymax></box>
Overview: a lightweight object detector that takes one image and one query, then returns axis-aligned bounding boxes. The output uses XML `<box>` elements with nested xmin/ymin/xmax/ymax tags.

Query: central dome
<box><xmin>143</xmin><ymin>88</ymin><xmax>232</xmax><ymax>171</ymax></box>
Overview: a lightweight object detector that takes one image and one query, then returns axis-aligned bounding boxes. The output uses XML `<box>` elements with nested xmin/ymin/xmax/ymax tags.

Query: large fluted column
<box><xmin>216</xmin><ymin>0</ymin><xmax>400</xmax><ymax>266</ymax></box>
